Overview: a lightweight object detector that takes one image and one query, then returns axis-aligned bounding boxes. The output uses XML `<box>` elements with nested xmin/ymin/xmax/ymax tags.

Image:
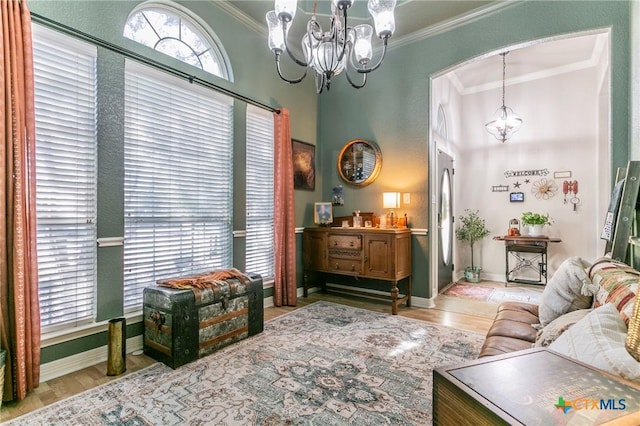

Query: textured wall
<box><xmin>317</xmin><ymin>1</ymin><xmax>631</xmax><ymax>298</ymax></box>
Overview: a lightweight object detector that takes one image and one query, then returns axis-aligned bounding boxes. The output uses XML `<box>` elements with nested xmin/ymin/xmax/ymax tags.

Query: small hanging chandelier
<box><xmin>266</xmin><ymin>0</ymin><xmax>397</xmax><ymax>93</ymax></box>
<box><xmin>485</xmin><ymin>52</ymin><xmax>523</xmax><ymax>143</ymax></box>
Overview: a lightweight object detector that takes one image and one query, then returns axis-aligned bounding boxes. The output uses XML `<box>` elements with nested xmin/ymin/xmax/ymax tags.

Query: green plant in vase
<box><xmin>455</xmin><ymin>209</ymin><xmax>490</xmax><ymax>283</ymax></box>
<box><xmin>521</xmin><ymin>212</ymin><xmax>552</xmax><ymax>236</ymax></box>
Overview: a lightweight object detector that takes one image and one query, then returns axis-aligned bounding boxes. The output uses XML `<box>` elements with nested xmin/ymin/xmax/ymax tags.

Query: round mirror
<box><xmin>337</xmin><ymin>139</ymin><xmax>382</xmax><ymax>187</ymax></box>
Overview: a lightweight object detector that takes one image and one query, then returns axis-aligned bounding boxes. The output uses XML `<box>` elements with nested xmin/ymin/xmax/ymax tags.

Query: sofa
<box><xmin>478</xmin><ymin>256</ymin><xmax>640</xmax><ymax>383</ymax></box>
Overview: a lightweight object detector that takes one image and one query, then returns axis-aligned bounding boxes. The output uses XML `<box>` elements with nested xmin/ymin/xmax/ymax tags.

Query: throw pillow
<box><xmin>549</xmin><ymin>303</ymin><xmax>640</xmax><ymax>384</ymax></box>
<box><xmin>589</xmin><ymin>258</ymin><xmax>640</xmax><ymax>325</ymax></box>
<box><xmin>538</xmin><ymin>257</ymin><xmax>594</xmax><ymax>326</ymax></box>
<box><xmin>534</xmin><ymin>308</ymin><xmax>592</xmax><ymax>347</ymax></box>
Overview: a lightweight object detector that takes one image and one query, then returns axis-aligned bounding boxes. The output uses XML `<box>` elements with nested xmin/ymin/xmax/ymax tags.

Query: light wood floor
<box><xmin>1</xmin><ymin>284</ymin><xmax>509</xmax><ymax>422</ymax></box>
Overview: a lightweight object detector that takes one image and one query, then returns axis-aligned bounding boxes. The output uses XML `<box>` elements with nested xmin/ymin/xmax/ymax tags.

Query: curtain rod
<box><xmin>30</xmin><ymin>13</ymin><xmax>280</xmax><ymax>114</ymax></box>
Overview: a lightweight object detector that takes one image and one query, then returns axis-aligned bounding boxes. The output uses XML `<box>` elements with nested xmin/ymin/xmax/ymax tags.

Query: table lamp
<box><xmin>383</xmin><ymin>192</ymin><xmax>400</xmax><ymax>228</ymax></box>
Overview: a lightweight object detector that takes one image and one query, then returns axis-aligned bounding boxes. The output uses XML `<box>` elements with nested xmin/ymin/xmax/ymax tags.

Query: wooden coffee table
<box><xmin>433</xmin><ymin>347</ymin><xmax>640</xmax><ymax>425</ymax></box>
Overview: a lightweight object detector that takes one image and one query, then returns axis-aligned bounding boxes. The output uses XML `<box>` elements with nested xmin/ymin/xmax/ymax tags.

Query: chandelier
<box><xmin>485</xmin><ymin>52</ymin><xmax>523</xmax><ymax>143</ymax></box>
<box><xmin>266</xmin><ymin>0</ymin><xmax>397</xmax><ymax>93</ymax></box>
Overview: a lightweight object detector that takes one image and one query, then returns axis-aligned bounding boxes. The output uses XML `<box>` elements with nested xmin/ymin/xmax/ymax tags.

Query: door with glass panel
<box><xmin>437</xmin><ymin>150</ymin><xmax>454</xmax><ymax>292</ymax></box>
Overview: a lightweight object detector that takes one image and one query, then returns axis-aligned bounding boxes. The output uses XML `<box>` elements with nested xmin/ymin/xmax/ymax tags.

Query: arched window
<box><xmin>124</xmin><ymin>2</ymin><xmax>232</xmax><ymax>80</ymax></box>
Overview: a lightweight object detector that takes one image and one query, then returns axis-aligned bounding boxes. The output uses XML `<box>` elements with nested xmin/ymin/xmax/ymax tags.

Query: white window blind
<box><xmin>123</xmin><ymin>60</ymin><xmax>234</xmax><ymax>311</ymax></box>
<box><xmin>33</xmin><ymin>24</ymin><xmax>98</xmax><ymax>330</ymax></box>
<box><xmin>245</xmin><ymin>106</ymin><xmax>274</xmax><ymax>280</ymax></box>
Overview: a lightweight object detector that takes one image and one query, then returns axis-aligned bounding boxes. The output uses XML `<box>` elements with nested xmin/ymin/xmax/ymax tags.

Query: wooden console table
<box><xmin>434</xmin><ymin>347</ymin><xmax>640</xmax><ymax>425</ymax></box>
<box><xmin>494</xmin><ymin>235</ymin><xmax>561</xmax><ymax>285</ymax></box>
<box><xmin>302</xmin><ymin>227</ymin><xmax>412</xmax><ymax>315</ymax></box>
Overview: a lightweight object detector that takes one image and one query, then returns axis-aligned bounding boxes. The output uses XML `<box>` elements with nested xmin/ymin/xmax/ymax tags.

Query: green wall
<box><xmin>27</xmin><ymin>0</ymin><xmax>633</xmax><ymax>365</ymax></box>
<box><xmin>317</xmin><ymin>0</ymin><xmax>631</xmax><ymax>299</ymax></box>
<box><xmin>28</xmin><ymin>0</ymin><xmax>320</xmax><ymax>364</ymax></box>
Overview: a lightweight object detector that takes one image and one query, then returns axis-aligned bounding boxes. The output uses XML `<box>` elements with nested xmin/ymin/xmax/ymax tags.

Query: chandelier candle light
<box><xmin>266</xmin><ymin>0</ymin><xmax>397</xmax><ymax>93</ymax></box>
<box><xmin>382</xmin><ymin>191</ymin><xmax>400</xmax><ymax>228</ymax></box>
<box><xmin>485</xmin><ymin>52</ymin><xmax>523</xmax><ymax>143</ymax></box>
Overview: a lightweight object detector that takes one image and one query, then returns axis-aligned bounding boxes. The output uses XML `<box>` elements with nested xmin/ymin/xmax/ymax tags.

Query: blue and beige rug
<box><xmin>8</xmin><ymin>301</ymin><xmax>484</xmax><ymax>425</ymax></box>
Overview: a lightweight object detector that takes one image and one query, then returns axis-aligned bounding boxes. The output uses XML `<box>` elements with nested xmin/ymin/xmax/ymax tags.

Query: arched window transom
<box><xmin>124</xmin><ymin>3</ymin><xmax>230</xmax><ymax>79</ymax></box>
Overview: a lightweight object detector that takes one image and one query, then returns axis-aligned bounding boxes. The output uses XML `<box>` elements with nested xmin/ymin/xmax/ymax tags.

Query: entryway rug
<box><xmin>7</xmin><ymin>301</ymin><xmax>485</xmax><ymax>426</ymax></box>
<box><xmin>443</xmin><ymin>283</ymin><xmax>543</xmax><ymax>305</ymax></box>
<box><xmin>441</xmin><ymin>283</ymin><xmax>494</xmax><ymax>301</ymax></box>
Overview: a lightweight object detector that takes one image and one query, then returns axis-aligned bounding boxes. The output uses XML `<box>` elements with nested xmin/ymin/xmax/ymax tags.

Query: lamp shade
<box><xmin>352</xmin><ymin>24</ymin><xmax>373</xmax><ymax>64</ymax></box>
<box><xmin>275</xmin><ymin>0</ymin><xmax>297</xmax><ymax>21</ymax></box>
<box><xmin>266</xmin><ymin>11</ymin><xmax>286</xmax><ymax>52</ymax></box>
<box><xmin>368</xmin><ymin>0</ymin><xmax>396</xmax><ymax>37</ymax></box>
<box><xmin>383</xmin><ymin>192</ymin><xmax>400</xmax><ymax>209</ymax></box>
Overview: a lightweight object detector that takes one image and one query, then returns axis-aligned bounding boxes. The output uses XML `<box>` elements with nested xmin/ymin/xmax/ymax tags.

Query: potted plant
<box><xmin>521</xmin><ymin>212</ymin><xmax>552</xmax><ymax>236</ymax></box>
<box><xmin>455</xmin><ymin>209</ymin><xmax>491</xmax><ymax>283</ymax></box>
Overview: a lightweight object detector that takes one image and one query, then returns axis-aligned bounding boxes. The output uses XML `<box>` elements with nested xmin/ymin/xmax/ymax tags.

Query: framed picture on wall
<box><xmin>292</xmin><ymin>139</ymin><xmax>315</xmax><ymax>190</ymax></box>
<box><xmin>314</xmin><ymin>202</ymin><xmax>333</xmax><ymax>225</ymax></box>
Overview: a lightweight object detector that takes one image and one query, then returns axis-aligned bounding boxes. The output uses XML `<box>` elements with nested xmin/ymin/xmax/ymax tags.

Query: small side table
<box><xmin>494</xmin><ymin>235</ymin><xmax>561</xmax><ymax>285</ymax></box>
<box><xmin>433</xmin><ymin>347</ymin><xmax>640</xmax><ymax>425</ymax></box>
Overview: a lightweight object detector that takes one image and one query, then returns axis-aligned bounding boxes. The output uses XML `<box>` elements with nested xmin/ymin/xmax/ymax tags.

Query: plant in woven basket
<box><xmin>455</xmin><ymin>209</ymin><xmax>490</xmax><ymax>282</ymax></box>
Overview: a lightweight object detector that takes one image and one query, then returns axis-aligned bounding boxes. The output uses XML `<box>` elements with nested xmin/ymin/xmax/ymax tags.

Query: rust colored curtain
<box><xmin>273</xmin><ymin>108</ymin><xmax>297</xmax><ymax>306</ymax></box>
<box><xmin>1</xmin><ymin>0</ymin><xmax>41</xmax><ymax>401</ymax></box>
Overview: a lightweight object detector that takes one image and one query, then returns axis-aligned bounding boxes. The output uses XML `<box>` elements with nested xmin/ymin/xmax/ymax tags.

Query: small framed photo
<box><xmin>510</xmin><ymin>192</ymin><xmax>525</xmax><ymax>202</ymax></box>
<box><xmin>314</xmin><ymin>202</ymin><xmax>333</xmax><ymax>225</ymax></box>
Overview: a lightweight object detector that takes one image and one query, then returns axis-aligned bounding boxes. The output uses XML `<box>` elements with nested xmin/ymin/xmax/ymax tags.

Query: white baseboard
<box><xmin>39</xmin><ymin>291</ymin><xmax>320</xmax><ymax>383</ymax></box>
<box><xmin>40</xmin><ymin>335</ymin><xmax>143</xmax><ymax>383</ymax></box>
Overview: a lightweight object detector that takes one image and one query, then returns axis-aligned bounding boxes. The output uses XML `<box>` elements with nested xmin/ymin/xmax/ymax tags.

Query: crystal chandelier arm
<box><xmin>345</xmin><ymin>66</ymin><xmax>367</xmax><ymax>89</ymax></box>
<box><xmin>356</xmin><ymin>37</ymin><xmax>388</xmax><ymax>74</ymax></box>
<box><xmin>333</xmin><ymin>8</ymin><xmax>349</xmax><ymax>64</ymax></box>
<box><xmin>275</xmin><ymin>52</ymin><xmax>308</xmax><ymax>84</ymax></box>
<box><xmin>281</xmin><ymin>20</ymin><xmax>311</xmax><ymax>67</ymax></box>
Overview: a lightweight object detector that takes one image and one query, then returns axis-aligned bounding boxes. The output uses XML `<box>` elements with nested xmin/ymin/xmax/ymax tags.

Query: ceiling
<box><xmin>226</xmin><ymin>0</ymin><xmax>498</xmax><ymax>40</ymax></box>
<box><xmin>222</xmin><ymin>0</ymin><xmax>607</xmax><ymax>92</ymax></box>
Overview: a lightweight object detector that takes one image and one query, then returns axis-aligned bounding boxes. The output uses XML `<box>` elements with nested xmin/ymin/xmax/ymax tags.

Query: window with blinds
<box><xmin>123</xmin><ymin>60</ymin><xmax>234</xmax><ymax>311</ymax></box>
<box><xmin>33</xmin><ymin>24</ymin><xmax>98</xmax><ymax>330</ymax></box>
<box><xmin>245</xmin><ymin>106</ymin><xmax>275</xmax><ymax>280</ymax></box>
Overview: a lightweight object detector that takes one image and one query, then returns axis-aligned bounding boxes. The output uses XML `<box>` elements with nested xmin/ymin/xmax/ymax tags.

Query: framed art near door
<box><xmin>292</xmin><ymin>139</ymin><xmax>315</xmax><ymax>190</ymax></box>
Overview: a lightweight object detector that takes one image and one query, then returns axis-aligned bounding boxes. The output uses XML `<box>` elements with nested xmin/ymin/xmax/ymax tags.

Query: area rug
<box><xmin>7</xmin><ymin>301</ymin><xmax>485</xmax><ymax>426</ymax></box>
<box><xmin>443</xmin><ymin>283</ymin><xmax>542</xmax><ymax>305</ymax></box>
<box><xmin>441</xmin><ymin>283</ymin><xmax>494</xmax><ymax>301</ymax></box>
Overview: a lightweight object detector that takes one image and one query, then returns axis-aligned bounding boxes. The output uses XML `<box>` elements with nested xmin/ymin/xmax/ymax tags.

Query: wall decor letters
<box><xmin>504</xmin><ymin>169</ymin><xmax>549</xmax><ymax>178</ymax></box>
<box><xmin>492</xmin><ymin>185</ymin><xmax>510</xmax><ymax>192</ymax></box>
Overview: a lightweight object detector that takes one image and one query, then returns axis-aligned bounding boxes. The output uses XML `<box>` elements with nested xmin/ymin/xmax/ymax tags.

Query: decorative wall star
<box><xmin>513</xmin><ymin>181</ymin><xmax>521</xmax><ymax>188</ymax></box>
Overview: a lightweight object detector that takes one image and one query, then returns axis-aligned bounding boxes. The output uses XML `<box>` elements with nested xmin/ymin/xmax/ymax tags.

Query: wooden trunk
<box><xmin>143</xmin><ymin>272</ymin><xmax>263</xmax><ymax>368</ymax></box>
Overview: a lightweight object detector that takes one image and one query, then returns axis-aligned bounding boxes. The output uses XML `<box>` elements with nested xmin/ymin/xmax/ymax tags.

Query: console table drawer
<box><xmin>328</xmin><ymin>258</ymin><xmax>362</xmax><ymax>274</ymax></box>
<box><xmin>328</xmin><ymin>234</ymin><xmax>361</xmax><ymax>249</ymax></box>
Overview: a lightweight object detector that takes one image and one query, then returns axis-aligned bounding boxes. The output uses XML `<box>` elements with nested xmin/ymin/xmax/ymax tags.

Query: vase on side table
<box><xmin>527</xmin><ymin>224</ymin><xmax>545</xmax><ymax>237</ymax></box>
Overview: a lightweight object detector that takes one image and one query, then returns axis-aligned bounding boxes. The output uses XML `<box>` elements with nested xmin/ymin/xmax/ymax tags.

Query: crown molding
<box><xmin>216</xmin><ymin>0</ymin><xmax>521</xmax><ymax>51</ymax></box>
<box><xmin>390</xmin><ymin>1</ymin><xmax>521</xmax><ymax>51</ymax></box>
<box><xmin>213</xmin><ymin>0</ymin><xmax>266</xmax><ymax>35</ymax></box>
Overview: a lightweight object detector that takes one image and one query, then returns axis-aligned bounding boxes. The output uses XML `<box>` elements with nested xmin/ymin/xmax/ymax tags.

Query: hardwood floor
<box><xmin>1</xmin><ymin>287</ymin><xmax>502</xmax><ymax>422</ymax></box>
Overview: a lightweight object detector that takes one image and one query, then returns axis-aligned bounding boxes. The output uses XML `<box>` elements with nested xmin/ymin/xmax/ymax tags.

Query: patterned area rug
<box><xmin>441</xmin><ymin>283</ymin><xmax>493</xmax><ymax>301</ymax></box>
<box><xmin>443</xmin><ymin>283</ymin><xmax>542</xmax><ymax>305</ymax></box>
<box><xmin>8</xmin><ymin>301</ymin><xmax>484</xmax><ymax>426</ymax></box>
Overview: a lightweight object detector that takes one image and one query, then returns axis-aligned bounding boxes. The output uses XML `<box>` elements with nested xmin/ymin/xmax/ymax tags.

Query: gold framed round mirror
<box><xmin>337</xmin><ymin>139</ymin><xmax>382</xmax><ymax>187</ymax></box>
